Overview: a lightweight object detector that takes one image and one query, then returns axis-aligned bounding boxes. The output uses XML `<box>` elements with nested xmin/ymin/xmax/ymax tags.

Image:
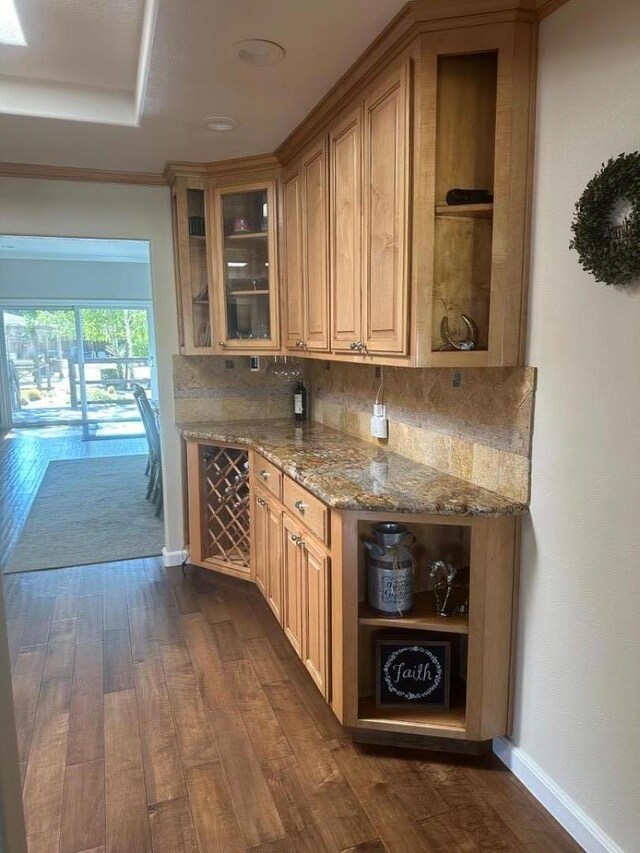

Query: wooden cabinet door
<box><xmin>301</xmin><ymin>139</ymin><xmax>330</xmax><ymax>352</ymax></box>
<box><xmin>330</xmin><ymin>109</ymin><xmax>363</xmax><ymax>353</ymax></box>
<box><xmin>301</xmin><ymin>537</ymin><xmax>330</xmax><ymax>699</ymax></box>
<box><xmin>282</xmin><ymin>167</ymin><xmax>305</xmax><ymax>351</ymax></box>
<box><xmin>252</xmin><ymin>490</ymin><xmax>268</xmax><ymax>596</ymax></box>
<box><xmin>363</xmin><ymin>61</ymin><xmax>410</xmax><ymax>355</ymax></box>
<box><xmin>282</xmin><ymin>514</ymin><xmax>303</xmax><ymax>655</ymax></box>
<box><xmin>265</xmin><ymin>496</ymin><xmax>283</xmax><ymax>623</ymax></box>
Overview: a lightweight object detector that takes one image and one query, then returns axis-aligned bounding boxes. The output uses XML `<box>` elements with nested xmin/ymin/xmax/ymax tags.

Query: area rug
<box><xmin>3</xmin><ymin>455</ymin><xmax>163</xmax><ymax>573</ymax></box>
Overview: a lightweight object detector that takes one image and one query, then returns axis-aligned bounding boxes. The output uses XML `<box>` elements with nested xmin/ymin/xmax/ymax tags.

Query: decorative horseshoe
<box><xmin>440</xmin><ymin>314</ymin><xmax>478</xmax><ymax>351</ymax></box>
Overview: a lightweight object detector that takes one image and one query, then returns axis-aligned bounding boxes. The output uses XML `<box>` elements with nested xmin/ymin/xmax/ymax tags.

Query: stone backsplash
<box><xmin>304</xmin><ymin>361</ymin><xmax>536</xmax><ymax>503</ymax></box>
<box><xmin>173</xmin><ymin>355</ymin><xmax>303</xmax><ymax>424</ymax></box>
<box><xmin>173</xmin><ymin>355</ymin><xmax>536</xmax><ymax>504</ymax></box>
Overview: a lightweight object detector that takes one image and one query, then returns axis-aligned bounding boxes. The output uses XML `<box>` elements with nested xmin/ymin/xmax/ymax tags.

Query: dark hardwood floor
<box><xmin>3</xmin><ymin>556</ymin><xmax>581</xmax><ymax>853</ymax></box>
<box><xmin>0</xmin><ymin>426</ymin><xmax>147</xmax><ymax>568</ymax></box>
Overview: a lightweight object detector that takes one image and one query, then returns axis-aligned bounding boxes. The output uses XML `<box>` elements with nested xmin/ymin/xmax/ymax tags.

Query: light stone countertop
<box><xmin>179</xmin><ymin>419</ymin><xmax>529</xmax><ymax>517</ymax></box>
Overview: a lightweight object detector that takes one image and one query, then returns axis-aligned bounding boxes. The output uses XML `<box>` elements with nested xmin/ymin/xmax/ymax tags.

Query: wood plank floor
<box><xmin>3</xmin><ymin>558</ymin><xmax>581</xmax><ymax>853</ymax></box>
<box><xmin>0</xmin><ymin>426</ymin><xmax>147</xmax><ymax>568</ymax></box>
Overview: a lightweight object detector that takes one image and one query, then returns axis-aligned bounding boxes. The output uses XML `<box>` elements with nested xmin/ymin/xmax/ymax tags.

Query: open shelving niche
<box><xmin>432</xmin><ymin>51</ymin><xmax>498</xmax><ymax>355</ymax></box>
<box><xmin>355</xmin><ymin>518</ymin><xmax>472</xmax><ymax>738</ymax></box>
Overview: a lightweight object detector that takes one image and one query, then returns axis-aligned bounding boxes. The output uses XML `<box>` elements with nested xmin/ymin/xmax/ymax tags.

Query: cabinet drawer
<box><xmin>283</xmin><ymin>477</ymin><xmax>329</xmax><ymax>544</ymax></box>
<box><xmin>253</xmin><ymin>455</ymin><xmax>282</xmax><ymax>500</ymax></box>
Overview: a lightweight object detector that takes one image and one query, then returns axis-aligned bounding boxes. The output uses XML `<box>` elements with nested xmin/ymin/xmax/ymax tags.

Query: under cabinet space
<box><xmin>356</xmin><ymin>519</ymin><xmax>471</xmax><ymax>628</ymax></box>
<box><xmin>357</xmin><ymin>624</ymin><xmax>468</xmax><ymax>736</ymax></box>
<box><xmin>432</xmin><ymin>52</ymin><xmax>498</xmax><ymax>354</ymax></box>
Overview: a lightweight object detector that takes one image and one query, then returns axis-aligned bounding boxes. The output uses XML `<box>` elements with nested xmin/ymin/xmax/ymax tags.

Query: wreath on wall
<box><xmin>570</xmin><ymin>151</ymin><xmax>640</xmax><ymax>286</ymax></box>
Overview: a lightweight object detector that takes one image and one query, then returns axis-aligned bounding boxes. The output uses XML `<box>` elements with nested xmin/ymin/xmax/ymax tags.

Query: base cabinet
<box><xmin>188</xmin><ymin>440</ymin><xmax>518</xmax><ymax>745</ymax></box>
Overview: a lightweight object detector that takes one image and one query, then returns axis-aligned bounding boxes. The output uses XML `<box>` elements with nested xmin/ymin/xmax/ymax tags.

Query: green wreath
<box><xmin>570</xmin><ymin>151</ymin><xmax>640</xmax><ymax>285</ymax></box>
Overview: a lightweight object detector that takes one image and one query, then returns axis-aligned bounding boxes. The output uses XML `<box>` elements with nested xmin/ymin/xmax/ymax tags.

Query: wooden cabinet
<box><xmin>301</xmin><ymin>535</ymin><xmax>330</xmax><ymax>697</ymax></box>
<box><xmin>253</xmin><ymin>486</ymin><xmax>283</xmax><ymax>622</ymax></box>
<box><xmin>282</xmin><ymin>139</ymin><xmax>330</xmax><ymax>353</ymax></box>
<box><xmin>282</xmin><ymin>512</ymin><xmax>304</xmax><ymax>656</ymax></box>
<box><xmin>170</xmin><ymin>175</ymin><xmax>215</xmax><ymax>354</ymax></box>
<box><xmin>186</xmin><ymin>440</ymin><xmax>519</xmax><ymax>742</ymax></box>
<box><xmin>186</xmin><ymin>440</ymin><xmax>251</xmax><ymax>579</ymax></box>
<box><xmin>330</xmin><ymin>108</ymin><xmax>363</xmax><ymax>353</ymax></box>
<box><xmin>301</xmin><ymin>139</ymin><xmax>330</xmax><ymax>352</ymax></box>
<box><xmin>362</xmin><ymin>62</ymin><xmax>410</xmax><ymax>356</ymax></box>
<box><xmin>282</xmin><ymin>167</ymin><xmax>305</xmax><ymax>350</ymax></box>
<box><xmin>211</xmin><ymin>178</ymin><xmax>280</xmax><ymax>351</ymax></box>
<box><xmin>167</xmin><ymin>157</ymin><xmax>282</xmax><ymax>357</ymax></box>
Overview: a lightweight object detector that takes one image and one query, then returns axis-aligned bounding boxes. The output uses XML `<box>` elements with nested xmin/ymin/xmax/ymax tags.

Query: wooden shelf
<box><xmin>192</xmin><ymin>299</ymin><xmax>209</xmax><ymax>305</ymax></box>
<box><xmin>435</xmin><ymin>203</ymin><xmax>493</xmax><ymax>218</ymax></box>
<box><xmin>357</xmin><ymin>696</ymin><xmax>466</xmax><ymax>737</ymax></box>
<box><xmin>226</xmin><ymin>289</ymin><xmax>270</xmax><ymax>297</ymax></box>
<box><xmin>189</xmin><ymin>234</ymin><xmax>206</xmax><ymax>242</ymax></box>
<box><xmin>358</xmin><ymin>591</ymin><xmax>468</xmax><ymax>634</ymax></box>
<box><xmin>225</xmin><ymin>231</ymin><xmax>268</xmax><ymax>240</ymax></box>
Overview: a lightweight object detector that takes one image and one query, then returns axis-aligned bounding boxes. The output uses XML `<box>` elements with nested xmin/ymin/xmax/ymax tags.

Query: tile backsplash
<box><xmin>174</xmin><ymin>355</ymin><xmax>536</xmax><ymax>503</ymax></box>
<box><xmin>304</xmin><ymin>361</ymin><xmax>536</xmax><ymax>503</ymax></box>
<box><xmin>173</xmin><ymin>355</ymin><xmax>302</xmax><ymax>424</ymax></box>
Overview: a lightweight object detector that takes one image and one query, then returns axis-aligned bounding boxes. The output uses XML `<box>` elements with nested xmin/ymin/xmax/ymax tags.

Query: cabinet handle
<box><xmin>290</xmin><ymin>533</ymin><xmax>300</xmax><ymax>544</ymax></box>
<box><xmin>350</xmin><ymin>341</ymin><xmax>358</xmax><ymax>350</ymax></box>
<box><xmin>294</xmin><ymin>499</ymin><xmax>306</xmax><ymax>513</ymax></box>
<box><xmin>257</xmin><ymin>497</ymin><xmax>266</xmax><ymax>506</ymax></box>
<box><xmin>259</xmin><ymin>470</ymin><xmax>270</xmax><ymax>480</ymax></box>
<box><xmin>295</xmin><ymin>340</ymin><xmax>304</xmax><ymax>349</ymax></box>
<box><xmin>296</xmin><ymin>538</ymin><xmax>305</xmax><ymax>548</ymax></box>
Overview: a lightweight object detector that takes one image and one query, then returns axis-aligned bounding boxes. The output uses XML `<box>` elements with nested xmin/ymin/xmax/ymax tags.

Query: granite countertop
<box><xmin>179</xmin><ymin>419</ymin><xmax>528</xmax><ymax>517</ymax></box>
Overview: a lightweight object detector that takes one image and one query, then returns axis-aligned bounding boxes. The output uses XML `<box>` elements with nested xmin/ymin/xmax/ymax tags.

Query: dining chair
<box><xmin>133</xmin><ymin>384</ymin><xmax>163</xmax><ymax>516</ymax></box>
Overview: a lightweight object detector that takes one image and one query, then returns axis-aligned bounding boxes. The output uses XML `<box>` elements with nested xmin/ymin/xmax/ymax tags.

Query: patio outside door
<box><xmin>0</xmin><ymin>304</ymin><xmax>155</xmax><ymax>437</ymax></box>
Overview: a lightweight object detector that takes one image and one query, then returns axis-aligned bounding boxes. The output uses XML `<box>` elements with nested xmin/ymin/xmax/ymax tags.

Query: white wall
<box><xmin>0</xmin><ymin>257</ymin><xmax>151</xmax><ymax>302</ymax></box>
<box><xmin>514</xmin><ymin>2</ymin><xmax>640</xmax><ymax>850</ymax></box>
<box><xmin>0</xmin><ymin>178</ymin><xmax>183</xmax><ymax>553</ymax></box>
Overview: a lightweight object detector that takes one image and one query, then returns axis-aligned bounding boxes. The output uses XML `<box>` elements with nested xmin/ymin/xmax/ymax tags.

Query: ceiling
<box><xmin>0</xmin><ymin>0</ymin><xmax>406</xmax><ymax>173</ymax></box>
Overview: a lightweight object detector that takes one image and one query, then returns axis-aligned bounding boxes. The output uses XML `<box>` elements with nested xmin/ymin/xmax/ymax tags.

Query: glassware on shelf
<box><xmin>219</xmin><ymin>187</ymin><xmax>273</xmax><ymax>343</ymax></box>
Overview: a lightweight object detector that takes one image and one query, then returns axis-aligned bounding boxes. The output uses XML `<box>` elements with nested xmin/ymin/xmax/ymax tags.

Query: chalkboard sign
<box><xmin>375</xmin><ymin>637</ymin><xmax>451</xmax><ymax>709</ymax></box>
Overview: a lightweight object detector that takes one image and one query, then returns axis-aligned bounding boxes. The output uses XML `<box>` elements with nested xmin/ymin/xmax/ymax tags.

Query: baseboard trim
<box><xmin>162</xmin><ymin>547</ymin><xmax>188</xmax><ymax>567</ymax></box>
<box><xmin>493</xmin><ymin>739</ymin><xmax>623</xmax><ymax>853</ymax></box>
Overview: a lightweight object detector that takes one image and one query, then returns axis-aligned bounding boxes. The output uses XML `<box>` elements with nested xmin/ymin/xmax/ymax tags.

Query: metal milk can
<box><xmin>364</xmin><ymin>522</ymin><xmax>415</xmax><ymax>617</ymax></box>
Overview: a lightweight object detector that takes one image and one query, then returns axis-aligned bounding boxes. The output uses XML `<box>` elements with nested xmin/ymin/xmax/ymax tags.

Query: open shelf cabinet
<box><xmin>331</xmin><ymin>511</ymin><xmax>517</xmax><ymax>745</ymax></box>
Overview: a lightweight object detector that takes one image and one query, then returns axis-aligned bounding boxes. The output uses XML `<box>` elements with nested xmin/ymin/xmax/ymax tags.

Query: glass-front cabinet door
<box><xmin>212</xmin><ymin>180</ymin><xmax>280</xmax><ymax>350</ymax></box>
<box><xmin>170</xmin><ymin>176</ymin><xmax>216</xmax><ymax>354</ymax></box>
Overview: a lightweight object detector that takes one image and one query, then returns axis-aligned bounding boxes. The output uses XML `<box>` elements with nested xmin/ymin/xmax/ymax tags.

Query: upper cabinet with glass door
<box><xmin>170</xmin><ymin>174</ymin><xmax>216</xmax><ymax>354</ymax></box>
<box><xmin>211</xmin><ymin>180</ymin><xmax>280</xmax><ymax>351</ymax></box>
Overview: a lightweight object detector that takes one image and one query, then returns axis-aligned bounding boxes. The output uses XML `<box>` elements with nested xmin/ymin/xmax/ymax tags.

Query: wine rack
<box><xmin>201</xmin><ymin>445</ymin><xmax>250</xmax><ymax>570</ymax></box>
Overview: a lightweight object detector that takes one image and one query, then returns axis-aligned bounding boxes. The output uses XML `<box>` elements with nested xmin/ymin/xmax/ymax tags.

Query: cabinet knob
<box><xmin>350</xmin><ymin>341</ymin><xmax>358</xmax><ymax>350</ymax></box>
<box><xmin>257</xmin><ymin>497</ymin><xmax>266</xmax><ymax>506</ymax></box>
<box><xmin>259</xmin><ymin>470</ymin><xmax>270</xmax><ymax>480</ymax></box>
<box><xmin>218</xmin><ymin>341</ymin><xmax>227</xmax><ymax>348</ymax></box>
<box><xmin>294</xmin><ymin>499</ymin><xmax>306</xmax><ymax>513</ymax></box>
<box><xmin>290</xmin><ymin>533</ymin><xmax>300</xmax><ymax>544</ymax></box>
<box><xmin>295</xmin><ymin>340</ymin><xmax>304</xmax><ymax>349</ymax></box>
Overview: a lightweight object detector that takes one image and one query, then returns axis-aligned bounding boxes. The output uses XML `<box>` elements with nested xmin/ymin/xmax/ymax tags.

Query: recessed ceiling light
<box><xmin>232</xmin><ymin>39</ymin><xmax>285</xmax><ymax>67</ymax></box>
<box><xmin>201</xmin><ymin>116</ymin><xmax>241</xmax><ymax>132</ymax></box>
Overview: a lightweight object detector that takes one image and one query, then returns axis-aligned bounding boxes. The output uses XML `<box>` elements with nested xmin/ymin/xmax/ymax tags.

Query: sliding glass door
<box><xmin>0</xmin><ymin>304</ymin><xmax>155</xmax><ymax>437</ymax></box>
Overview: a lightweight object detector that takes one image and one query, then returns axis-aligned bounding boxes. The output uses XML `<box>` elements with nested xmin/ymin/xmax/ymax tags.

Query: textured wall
<box><xmin>305</xmin><ymin>361</ymin><xmax>535</xmax><ymax>502</ymax></box>
<box><xmin>515</xmin><ymin>2</ymin><xmax>640</xmax><ymax>850</ymax></box>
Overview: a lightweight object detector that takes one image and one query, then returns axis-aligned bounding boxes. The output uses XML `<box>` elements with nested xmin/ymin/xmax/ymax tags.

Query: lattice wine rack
<box><xmin>200</xmin><ymin>445</ymin><xmax>250</xmax><ymax>569</ymax></box>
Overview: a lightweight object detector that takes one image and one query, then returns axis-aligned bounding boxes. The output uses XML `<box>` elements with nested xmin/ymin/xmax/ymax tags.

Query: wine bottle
<box><xmin>294</xmin><ymin>380</ymin><xmax>308</xmax><ymax>421</ymax></box>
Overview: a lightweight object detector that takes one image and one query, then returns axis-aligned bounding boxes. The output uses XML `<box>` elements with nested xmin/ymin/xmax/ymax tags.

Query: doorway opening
<box><xmin>0</xmin><ymin>235</ymin><xmax>163</xmax><ymax>575</ymax></box>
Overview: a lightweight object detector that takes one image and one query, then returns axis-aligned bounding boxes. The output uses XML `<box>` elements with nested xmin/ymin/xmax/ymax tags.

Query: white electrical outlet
<box><xmin>370</xmin><ymin>403</ymin><xmax>388</xmax><ymax>439</ymax></box>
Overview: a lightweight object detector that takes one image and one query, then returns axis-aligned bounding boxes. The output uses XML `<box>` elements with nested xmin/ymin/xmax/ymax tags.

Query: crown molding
<box><xmin>0</xmin><ymin>161</ymin><xmax>165</xmax><ymax>186</ymax></box>
<box><xmin>536</xmin><ymin>0</ymin><xmax>572</xmax><ymax>20</ymax></box>
<box><xmin>164</xmin><ymin>153</ymin><xmax>280</xmax><ymax>185</ymax></box>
